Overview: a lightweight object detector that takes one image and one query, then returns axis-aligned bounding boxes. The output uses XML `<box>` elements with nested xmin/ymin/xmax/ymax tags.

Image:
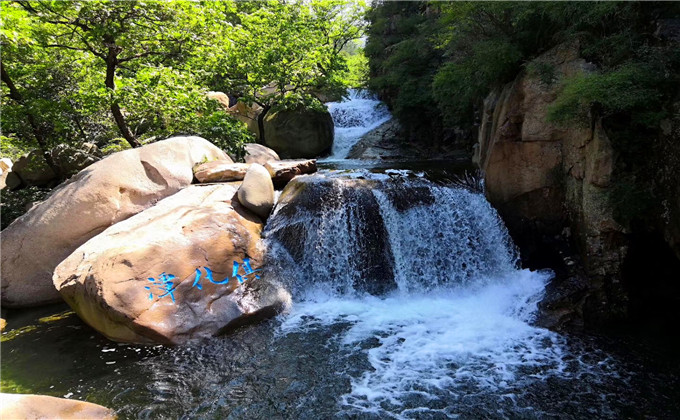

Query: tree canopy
<box><xmin>366</xmin><ymin>1</ymin><xmax>680</xmax><ymax>146</ymax></box>
<box><xmin>1</xmin><ymin>0</ymin><xmax>367</xmax><ymax>165</ymax></box>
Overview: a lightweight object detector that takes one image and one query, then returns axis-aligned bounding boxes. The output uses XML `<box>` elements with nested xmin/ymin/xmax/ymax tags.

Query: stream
<box><xmin>2</xmin><ymin>91</ymin><xmax>679</xmax><ymax>419</ymax></box>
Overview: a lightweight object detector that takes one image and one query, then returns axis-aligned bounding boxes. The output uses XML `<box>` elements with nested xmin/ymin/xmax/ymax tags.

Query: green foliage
<box><xmin>1</xmin><ymin>186</ymin><xmax>52</xmax><ymax>230</ymax></box>
<box><xmin>433</xmin><ymin>40</ymin><xmax>523</xmax><ymax>125</ymax></box>
<box><xmin>366</xmin><ymin>1</ymin><xmax>680</xmax><ymax>144</ymax></box>
<box><xmin>342</xmin><ymin>49</ymin><xmax>369</xmax><ymax>88</ymax></box>
<box><xmin>1</xmin><ymin>1</ymin><xmax>365</xmax><ymax>171</ymax></box>
<box><xmin>526</xmin><ymin>61</ymin><xmax>558</xmax><ymax>87</ymax></box>
<box><xmin>548</xmin><ymin>63</ymin><xmax>666</xmax><ymax>127</ymax></box>
<box><xmin>99</xmin><ymin>138</ymin><xmax>131</xmax><ymax>156</ymax></box>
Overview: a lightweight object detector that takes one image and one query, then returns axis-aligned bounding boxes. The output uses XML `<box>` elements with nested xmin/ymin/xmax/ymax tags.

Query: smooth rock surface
<box><xmin>263</xmin><ymin>108</ymin><xmax>334</xmax><ymax>158</ymax></box>
<box><xmin>264</xmin><ymin>159</ymin><xmax>317</xmax><ymax>188</ymax></box>
<box><xmin>1</xmin><ymin>136</ymin><xmax>228</xmax><ymax>308</ymax></box>
<box><xmin>0</xmin><ymin>393</ymin><xmax>115</xmax><ymax>419</ymax></box>
<box><xmin>53</xmin><ymin>184</ymin><xmax>291</xmax><ymax>344</ymax></box>
<box><xmin>244</xmin><ymin>143</ymin><xmax>280</xmax><ymax>165</ymax></box>
<box><xmin>238</xmin><ymin>164</ymin><xmax>275</xmax><ymax>219</ymax></box>
<box><xmin>193</xmin><ymin>161</ymin><xmax>249</xmax><ymax>183</ymax></box>
<box><xmin>0</xmin><ymin>158</ymin><xmax>12</xmax><ymax>189</ymax></box>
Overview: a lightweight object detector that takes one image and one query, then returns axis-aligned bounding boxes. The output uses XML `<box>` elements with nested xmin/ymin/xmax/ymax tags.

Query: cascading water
<box><xmin>261</xmin><ymin>172</ymin><xmax>578</xmax><ymax>417</ymax></box>
<box><xmin>3</xmin><ymin>92</ymin><xmax>678</xmax><ymax>420</ymax></box>
<box><xmin>324</xmin><ymin>89</ymin><xmax>391</xmax><ymax>160</ymax></box>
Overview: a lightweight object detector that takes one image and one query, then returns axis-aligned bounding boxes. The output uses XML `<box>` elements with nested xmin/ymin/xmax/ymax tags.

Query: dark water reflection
<box><xmin>2</xmin><ymin>304</ymin><xmax>680</xmax><ymax>419</ymax></box>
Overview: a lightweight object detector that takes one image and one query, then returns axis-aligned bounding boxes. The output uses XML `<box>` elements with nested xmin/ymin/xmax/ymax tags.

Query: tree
<box><xmin>15</xmin><ymin>0</ymin><xmax>199</xmax><ymax>148</ymax></box>
<box><xmin>200</xmin><ymin>0</ymin><xmax>367</xmax><ymax>142</ymax></box>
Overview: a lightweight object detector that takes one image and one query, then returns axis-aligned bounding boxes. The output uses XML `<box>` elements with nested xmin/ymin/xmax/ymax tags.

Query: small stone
<box><xmin>194</xmin><ymin>161</ymin><xmax>249</xmax><ymax>183</ymax></box>
<box><xmin>238</xmin><ymin>164</ymin><xmax>275</xmax><ymax>219</ymax></box>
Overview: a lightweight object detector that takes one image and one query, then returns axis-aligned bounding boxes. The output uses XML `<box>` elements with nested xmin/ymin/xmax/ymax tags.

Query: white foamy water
<box><xmin>280</xmin><ymin>269</ymin><xmax>563</xmax><ymax>417</ymax></box>
<box><xmin>263</xmin><ymin>173</ymin><xmax>595</xmax><ymax>417</ymax></box>
<box><xmin>324</xmin><ymin>89</ymin><xmax>391</xmax><ymax>160</ymax></box>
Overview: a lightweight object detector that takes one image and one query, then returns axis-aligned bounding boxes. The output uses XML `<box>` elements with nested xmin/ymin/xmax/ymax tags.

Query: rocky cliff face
<box><xmin>474</xmin><ymin>42</ymin><xmax>667</xmax><ymax>328</ymax></box>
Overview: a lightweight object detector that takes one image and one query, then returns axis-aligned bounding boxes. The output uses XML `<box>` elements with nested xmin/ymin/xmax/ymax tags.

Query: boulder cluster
<box><xmin>1</xmin><ymin>137</ymin><xmax>317</xmax><ymax>345</ymax></box>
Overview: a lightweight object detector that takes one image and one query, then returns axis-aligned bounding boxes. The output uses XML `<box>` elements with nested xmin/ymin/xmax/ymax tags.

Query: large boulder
<box><xmin>263</xmin><ymin>108</ymin><xmax>334</xmax><ymax>158</ymax></box>
<box><xmin>244</xmin><ymin>143</ymin><xmax>280</xmax><ymax>165</ymax></box>
<box><xmin>1</xmin><ymin>136</ymin><xmax>228</xmax><ymax>308</ymax></box>
<box><xmin>6</xmin><ymin>150</ymin><xmax>56</xmax><ymax>188</ymax></box>
<box><xmin>53</xmin><ymin>184</ymin><xmax>291</xmax><ymax>344</ymax></box>
<box><xmin>238</xmin><ymin>164</ymin><xmax>275</xmax><ymax>219</ymax></box>
<box><xmin>0</xmin><ymin>393</ymin><xmax>115</xmax><ymax>419</ymax></box>
<box><xmin>475</xmin><ymin>41</ymin><xmax>629</xmax><ymax>326</ymax></box>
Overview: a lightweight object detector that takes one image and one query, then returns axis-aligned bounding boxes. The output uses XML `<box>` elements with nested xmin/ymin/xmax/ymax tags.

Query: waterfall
<box><xmin>325</xmin><ymin>89</ymin><xmax>391</xmax><ymax>160</ymax></box>
<box><xmin>263</xmin><ymin>172</ymin><xmax>566</xmax><ymax>417</ymax></box>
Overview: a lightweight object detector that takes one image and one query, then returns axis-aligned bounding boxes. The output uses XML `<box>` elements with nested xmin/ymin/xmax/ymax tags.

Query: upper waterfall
<box><xmin>324</xmin><ymin>89</ymin><xmax>391</xmax><ymax>160</ymax></box>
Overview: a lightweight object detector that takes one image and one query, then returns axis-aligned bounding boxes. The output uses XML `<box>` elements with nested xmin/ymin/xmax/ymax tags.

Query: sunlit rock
<box><xmin>0</xmin><ymin>393</ymin><xmax>115</xmax><ymax>419</ymax></box>
<box><xmin>238</xmin><ymin>164</ymin><xmax>275</xmax><ymax>219</ymax></box>
<box><xmin>54</xmin><ymin>184</ymin><xmax>290</xmax><ymax>344</ymax></box>
<box><xmin>1</xmin><ymin>136</ymin><xmax>228</xmax><ymax>308</ymax></box>
<box><xmin>193</xmin><ymin>161</ymin><xmax>249</xmax><ymax>183</ymax></box>
<box><xmin>244</xmin><ymin>143</ymin><xmax>280</xmax><ymax>165</ymax></box>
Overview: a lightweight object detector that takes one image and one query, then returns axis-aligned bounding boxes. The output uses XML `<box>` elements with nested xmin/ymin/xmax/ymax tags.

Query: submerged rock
<box><xmin>53</xmin><ymin>184</ymin><xmax>290</xmax><ymax>344</ymax></box>
<box><xmin>267</xmin><ymin>175</ymin><xmax>396</xmax><ymax>295</ymax></box>
<box><xmin>1</xmin><ymin>136</ymin><xmax>228</xmax><ymax>308</ymax></box>
<box><xmin>0</xmin><ymin>393</ymin><xmax>115</xmax><ymax>419</ymax></box>
<box><xmin>238</xmin><ymin>164</ymin><xmax>275</xmax><ymax>219</ymax></box>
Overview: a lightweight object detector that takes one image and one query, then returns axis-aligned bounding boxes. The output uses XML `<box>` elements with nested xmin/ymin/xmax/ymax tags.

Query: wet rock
<box><xmin>263</xmin><ymin>108</ymin><xmax>334</xmax><ymax>158</ymax></box>
<box><xmin>53</xmin><ymin>184</ymin><xmax>290</xmax><ymax>344</ymax></box>
<box><xmin>238</xmin><ymin>164</ymin><xmax>275</xmax><ymax>219</ymax></box>
<box><xmin>194</xmin><ymin>161</ymin><xmax>250</xmax><ymax>183</ymax></box>
<box><xmin>0</xmin><ymin>393</ymin><xmax>115</xmax><ymax>419</ymax></box>
<box><xmin>264</xmin><ymin>159</ymin><xmax>317</xmax><ymax>189</ymax></box>
<box><xmin>244</xmin><ymin>143</ymin><xmax>280</xmax><ymax>165</ymax></box>
<box><xmin>268</xmin><ymin>175</ymin><xmax>396</xmax><ymax>295</ymax></box>
<box><xmin>1</xmin><ymin>136</ymin><xmax>228</xmax><ymax>308</ymax></box>
<box><xmin>348</xmin><ymin>119</ymin><xmax>407</xmax><ymax>160</ymax></box>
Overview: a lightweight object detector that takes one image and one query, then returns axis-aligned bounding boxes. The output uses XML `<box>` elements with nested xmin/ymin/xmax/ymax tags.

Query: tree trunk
<box><xmin>1</xmin><ymin>63</ymin><xmax>61</xmax><ymax>178</ymax></box>
<box><xmin>257</xmin><ymin>104</ymin><xmax>272</xmax><ymax>145</ymax></box>
<box><xmin>105</xmin><ymin>46</ymin><xmax>141</xmax><ymax>148</ymax></box>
